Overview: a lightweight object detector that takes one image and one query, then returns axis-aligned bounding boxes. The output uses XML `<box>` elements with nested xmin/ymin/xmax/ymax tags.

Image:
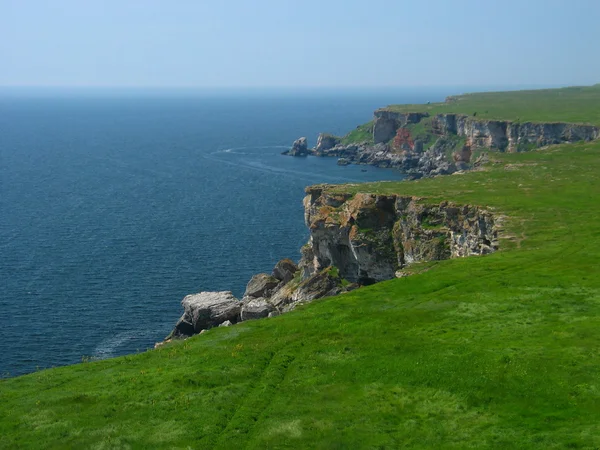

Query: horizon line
<box><xmin>0</xmin><ymin>83</ymin><xmax>580</xmax><ymax>90</ymax></box>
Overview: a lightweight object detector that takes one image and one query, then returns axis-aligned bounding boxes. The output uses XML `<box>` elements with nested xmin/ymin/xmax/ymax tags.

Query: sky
<box><xmin>1</xmin><ymin>0</ymin><xmax>599</xmax><ymax>88</ymax></box>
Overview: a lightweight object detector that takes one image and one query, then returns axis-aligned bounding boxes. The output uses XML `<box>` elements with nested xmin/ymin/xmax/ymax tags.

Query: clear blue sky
<box><xmin>1</xmin><ymin>0</ymin><xmax>599</xmax><ymax>88</ymax></box>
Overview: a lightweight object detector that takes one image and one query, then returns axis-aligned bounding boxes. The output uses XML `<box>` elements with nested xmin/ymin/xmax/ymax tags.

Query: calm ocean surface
<box><xmin>0</xmin><ymin>88</ymin><xmax>451</xmax><ymax>377</ymax></box>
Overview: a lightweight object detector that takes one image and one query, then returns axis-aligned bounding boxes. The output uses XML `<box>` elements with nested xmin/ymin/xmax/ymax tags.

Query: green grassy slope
<box><xmin>341</xmin><ymin>121</ymin><xmax>374</xmax><ymax>145</ymax></box>
<box><xmin>2</xmin><ymin>139</ymin><xmax>600</xmax><ymax>448</ymax></box>
<box><xmin>384</xmin><ymin>84</ymin><xmax>600</xmax><ymax>125</ymax></box>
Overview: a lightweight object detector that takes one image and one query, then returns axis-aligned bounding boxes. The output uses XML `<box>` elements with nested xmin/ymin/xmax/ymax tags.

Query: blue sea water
<box><xmin>0</xmin><ymin>88</ymin><xmax>450</xmax><ymax>377</ymax></box>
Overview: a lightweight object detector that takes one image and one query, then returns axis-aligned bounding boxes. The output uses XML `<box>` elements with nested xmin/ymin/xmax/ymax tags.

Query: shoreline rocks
<box><xmin>240</xmin><ymin>298</ymin><xmax>274</xmax><ymax>321</ymax></box>
<box><xmin>282</xmin><ymin>109</ymin><xmax>600</xmax><ymax>178</ymax></box>
<box><xmin>282</xmin><ymin>137</ymin><xmax>309</xmax><ymax>156</ymax></box>
<box><xmin>169</xmin><ymin>291</ymin><xmax>241</xmax><ymax>339</ymax></box>
<box><xmin>164</xmin><ymin>257</ymin><xmax>354</xmax><ymax>341</ymax></box>
<box><xmin>244</xmin><ymin>273</ymin><xmax>279</xmax><ymax>298</ymax></box>
<box><xmin>164</xmin><ymin>186</ymin><xmax>499</xmax><ymax>343</ymax></box>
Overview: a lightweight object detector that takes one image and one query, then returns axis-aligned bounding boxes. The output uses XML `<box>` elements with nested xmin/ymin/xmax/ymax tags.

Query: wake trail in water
<box><xmin>203</xmin><ymin>149</ymin><xmax>362</xmax><ymax>184</ymax></box>
<box><xmin>214</xmin><ymin>145</ymin><xmax>289</xmax><ymax>155</ymax></box>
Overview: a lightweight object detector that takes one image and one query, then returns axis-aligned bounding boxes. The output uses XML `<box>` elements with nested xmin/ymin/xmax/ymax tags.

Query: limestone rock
<box><xmin>301</xmin><ymin>187</ymin><xmax>498</xmax><ymax>285</ymax></box>
<box><xmin>286</xmin><ymin>137</ymin><xmax>309</xmax><ymax>156</ymax></box>
<box><xmin>431</xmin><ymin>113</ymin><xmax>600</xmax><ymax>152</ymax></box>
<box><xmin>219</xmin><ymin>320</ymin><xmax>232</xmax><ymax>327</ymax></box>
<box><xmin>270</xmin><ymin>268</ymin><xmax>347</xmax><ymax>311</ymax></box>
<box><xmin>272</xmin><ymin>258</ymin><xmax>298</xmax><ymax>284</ymax></box>
<box><xmin>244</xmin><ymin>273</ymin><xmax>280</xmax><ymax>298</ymax></box>
<box><xmin>170</xmin><ymin>291</ymin><xmax>241</xmax><ymax>338</ymax></box>
<box><xmin>315</xmin><ymin>133</ymin><xmax>341</xmax><ymax>152</ymax></box>
<box><xmin>453</xmin><ymin>144</ymin><xmax>472</xmax><ymax>164</ymax></box>
<box><xmin>292</xmin><ymin>269</ymin><xmax>345</xmax><ymax>303</ymax></box>
<box><xmin>241</xmin><ymin>297</ymin><xmax>275</xmax><ymax>321</ymax></box>
<box><xmin>373</xmin><ymin>110</ymin><xmax>429</xmax><ymax>144</ymax></box>
<box><xmin>311</xmin><ymin>108</ymin><xmax>599</xmax><ymax>179</ymax></box>
<box><xmin>171</xmin><ymin>315</ymin><xmax>195</xmax><ymax>338</ymax></box>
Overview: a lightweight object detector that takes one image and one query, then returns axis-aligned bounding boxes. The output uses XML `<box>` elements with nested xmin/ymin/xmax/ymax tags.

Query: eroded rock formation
<box><xmin>430</xmin><ymin>114</ymin><xmax>600</xmax><ymax>152</ymax></box>
<box><xmin>300</xmin><ymin>187</ymin><xmax>497</xmax><ymax>284</ymax></box>
<box><xmin>282</xmin><ymin>137</ymin><xmax>309</xmax><ymax>156</ymax></box>
<box><xmin>315</xmin><ymin>133</ymin><xmax>341</xmax><ymax>152</ymax></box>
<box><xmin>169</xmin><ymin>291</ymin><xmax>241</xmax><ymax>338</ymax></box>
<box><xmin>373</xmin><ymin>111</ymin><xmax>430</xmax><ymax>144</ymax></box>
<box><xmin>165</xmin><ymin>185</ymin><xmax>498</xmax><ymax>341</ymax></box>
<box><xmin>244</xmin><ymin>273</ymin><xmax>279</xmax><ymax>298</ymax></box>
<box><xmin>284</xmin><ymin>106</ymin><xmax>600</xmax><ymax>177</ymax></box>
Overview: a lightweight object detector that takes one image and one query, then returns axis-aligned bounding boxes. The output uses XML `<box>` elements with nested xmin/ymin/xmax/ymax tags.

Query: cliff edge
<box><xmin>284</xmin><ymin>85</ymin><xmax>600</xmax><ymax>177</ymax></box>
<box><xmin>165</xmin><ymin>185</ymin><xmax>498</xmax><ymax>340</ymax></box>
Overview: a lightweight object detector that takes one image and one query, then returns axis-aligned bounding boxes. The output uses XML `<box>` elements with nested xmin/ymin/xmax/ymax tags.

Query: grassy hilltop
<box><xmin>341</xmin><ymin>85</ymin><xmax>600</xmax><ymax>146</ymax></box>
<box><xmin>384</xmin><ymin>84</ymin><xmax>600</xmax><ymax>126</ymax></box>
<box><xmin>2</xmin><ymin>87</ymin><xmax>600</xmax><ymax>449</ymax></box>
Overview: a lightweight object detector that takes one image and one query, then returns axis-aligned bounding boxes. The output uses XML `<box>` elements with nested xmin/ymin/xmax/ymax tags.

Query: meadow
<box><xmin>384</xmin><ymin>84</ymin><xmax>600</xmax><ymax>125</ymax></box>
<box><xmin>2</xmin><ymin>87</ymin><xmax>600</xmax><ymax>448</ymax></box>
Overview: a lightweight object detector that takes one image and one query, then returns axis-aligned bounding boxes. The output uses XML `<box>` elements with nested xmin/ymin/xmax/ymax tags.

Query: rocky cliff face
<box><xmin>373</xmin><ymin>111</ymin><xmax>430</xmax><ymax>144</ymax></box>
<box><xmin>431</xmin><ymin>114</ymin><xmax>600</xmax><ymax>152</ymax></box>
<box><xmin>282</xmin><ymin>137</ymin><xmax>309</xmax><ymax>156</ymax></box>
<box><xmin>164</xmin><ymin>185</ymin><xmax>499</xmax><ymax>342</ymax></box>
<box><xmin>300</xmin><ymin>186</ymin><xmax>498</xmax><ymax>284</ymax></box>
<box><xmin>285</xmin><ymin>111</ymin><xmax>600</xmax><ymax>178</ymax></box>
<box><xmin>374</xmin><ymin>111</ymin><xmax>600</xmax><ymax>152</ymax></box>
<box><xmin>315</xmin><ymin>133</ymin><xmax>341</xmax><ymax>152</ymax></box>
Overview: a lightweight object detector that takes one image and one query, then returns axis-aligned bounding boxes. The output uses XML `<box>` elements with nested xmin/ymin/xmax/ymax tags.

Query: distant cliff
<box><xmin>373</xmin><ymin>110</ymin><xmax>600</xmax><ymax>151</ymax></box>
<box><xmin>285</xmin><ymin>102</ymin><xmax>600</xmax><ymax>178</ymax></box>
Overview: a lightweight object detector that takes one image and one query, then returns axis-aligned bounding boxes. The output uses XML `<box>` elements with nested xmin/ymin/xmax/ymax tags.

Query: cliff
<box><xmin>166</xmin><ymin>184</ymin><xmax>498</xmax><ymax>340</ymax></box>
<box><xmin>374</xmin><ymin>110</ymin><xmax>600</xmax><ymax>151</ymax></box>
<box><xmin>285</xmin><ymin>90</ymin><xmax>600</xmax><ymax>177</ymax></box>
<box><xmin>300</xmin><ymin>186</ymin><xmax>497</xmax><ymax>284</ymax></box>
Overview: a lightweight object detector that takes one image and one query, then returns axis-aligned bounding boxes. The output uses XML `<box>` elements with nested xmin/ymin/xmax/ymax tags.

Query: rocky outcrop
<box><xmin>269</xmin><ymin>267</ymin><xmax>353</xmax><ymax>312</ymax></box>
<box><xmin>244</xmin><ymin>273</ymin><xmax>280</xmax><ymax>298</ymax></box>
<box><xmin>373</xmin><ymin>111</ymin><xmax>429</xmax><ymax>144</ymax></box>
<box><xmin>315</xmin><ymin>133</ymin><xmax>341</xmax><ymax>152</ymax></box>
<box><xmin>169</xmin><ymin>291</ymin><xmax>242</xmax><ymax>338</ymax></box>
<box><xmin>301</xmin><ymin>187</ymin><xmax>497</xmax><ymax>284</ymax></box>
<box><xmin>431</xmin><ymin>114</ymin><xmax>599</xmax><ymax>152</ymax></box>
<box><xmin>165</xmin><ymin>186</ymin><xmax>499</xmax><ymax>342</ymax></box>
<box><xmin>241</xmin><ymin>297</ymin><xmax>275</xmax><ymax>320</ymax></box>
<box><xmin>506</xmin><ymin>121</ymin><xmax>600</xmax><ymax>151</ymax></box>
<box><xmin>294</xmin><ymin>139</ymin><xmax>454</xmax><ymax>178</ymax></box>
<box><xmin>272</xmin><ymin>258</ymin><xmax>297</xmax><ymax>284</ymax></box>
<box><xmin>284</xmin><ymin>103</ymin><xmax>600</xmax><ymax>178</ymax></box>
<box><xmin>283</xmin><ymin>137</ymin><xmax>309</xmax><ymax>156</ymax></box>
<box><xmin>166</xmin><ymin>257</ymin><xmax>351</xmax><ymax>339</ymax></box>
<box><xmin>374</xmin><ymin>111</ymin><xmax>599</xmax><ymax>153</ymax></box>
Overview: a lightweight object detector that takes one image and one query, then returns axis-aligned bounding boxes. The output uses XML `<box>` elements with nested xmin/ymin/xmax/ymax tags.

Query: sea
<box><xmin>0</xmin><ymin>87</ymin><xmax>455</xmax><ymax>377</ymax></box>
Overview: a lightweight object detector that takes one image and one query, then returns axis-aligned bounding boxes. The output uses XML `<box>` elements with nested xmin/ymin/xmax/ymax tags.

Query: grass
<box><xmin>384</xmin><ymin>84</ymin><xmax>600</xmax><ymax>126</ymax></box>
<box><xmin>341</xmin><ymin>121</ymin><xmax>374</xmax><ymax>145</ymax></box>
<box><xmin>3</xmin><ymin>83</ymin><xmax>600</xmax><ymax>448</ymax></box>
<box><xmin>2</xmin><ymin>139</ymin><xmax>600</xmax><ymax>448</ymax></box>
